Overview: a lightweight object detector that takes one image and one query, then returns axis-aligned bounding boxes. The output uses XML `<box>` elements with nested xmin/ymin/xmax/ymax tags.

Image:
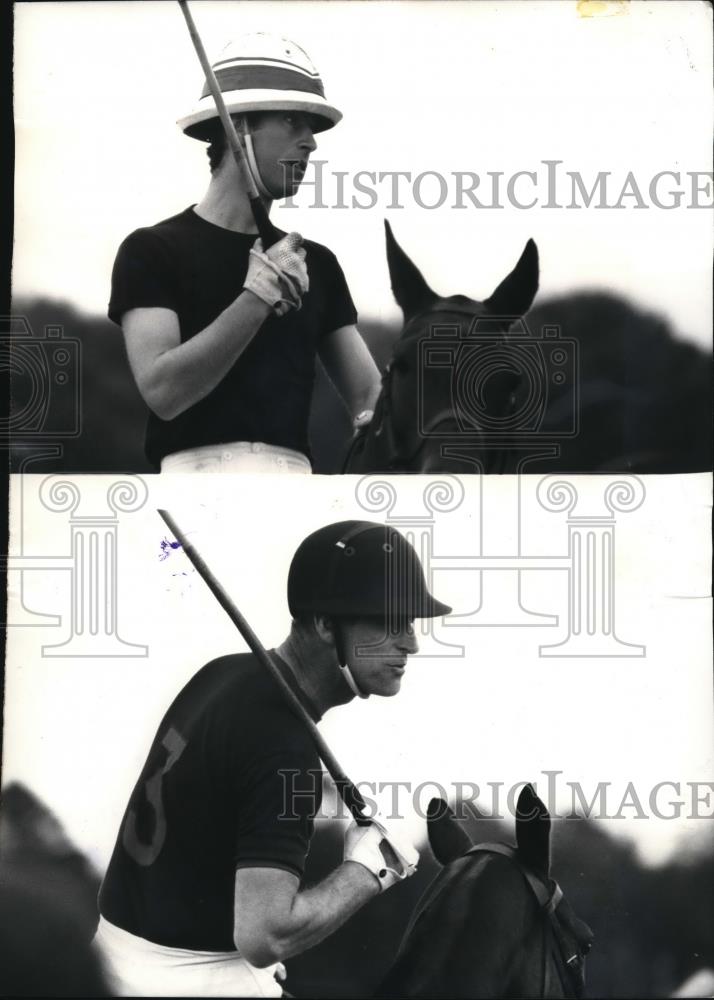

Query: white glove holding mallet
<box><xmin>344</xmin><ymin>818</ymin><xmax>419</xmax><ymax>891</ymax></box>
<box><xmin>244</xmin><ymin>232</ymin><xmax>309</xmax><ymax>316</ymax></box>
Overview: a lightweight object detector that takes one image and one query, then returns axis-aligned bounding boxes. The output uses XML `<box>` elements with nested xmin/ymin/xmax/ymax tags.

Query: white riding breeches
<box><xmin>160</xmin><ymin>441</ymin><xmax>312</xmax><ymax>474</ymax></box>
<box><xmin>93</xmin><ymin>916</ymin><xmax>284</xmax><ymax>998</ymax></box>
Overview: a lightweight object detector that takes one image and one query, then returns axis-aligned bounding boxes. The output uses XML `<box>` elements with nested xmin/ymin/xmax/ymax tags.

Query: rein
<box><xmin>466</xmin><ymin>843</ymin><xmax>584</xmax><ymax>998</ymax></box>
<box><xmin>342</xmin><ymin>364</ymin><xmax>459</xmax><ymax>473</ymax></box>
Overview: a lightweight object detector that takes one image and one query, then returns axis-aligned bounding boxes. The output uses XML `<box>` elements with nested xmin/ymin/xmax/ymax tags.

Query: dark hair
<box><xmin>207</xmin><ymin>132</ymin><xmax>227</xmax><ymax>173</ymax></box>
<box><xmin>292</xmin><ymin>613</ymin><xmax>319</xmax><ymax>632</ymax></box>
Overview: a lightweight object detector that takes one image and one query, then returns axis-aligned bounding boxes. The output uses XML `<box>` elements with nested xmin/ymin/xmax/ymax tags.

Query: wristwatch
<box><xmin>352</xmin><ymin>409</ymin><xmax>374</xmax><ymax>430</ymax></box>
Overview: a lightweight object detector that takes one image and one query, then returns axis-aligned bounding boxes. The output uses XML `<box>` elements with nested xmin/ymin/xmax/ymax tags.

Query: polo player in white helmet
<box><xmin>108</xmin><ymin>34</ymin><xmax>380</xmax><ymax>473</ymax></box>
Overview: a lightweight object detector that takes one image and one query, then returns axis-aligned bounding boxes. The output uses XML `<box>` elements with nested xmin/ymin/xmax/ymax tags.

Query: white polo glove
<box><xmin>244</xmin><ymin>233</ymin><xmax>309</xmax><ymax>316</ymax></box>
<box><xmin>344</xmin><ymin>819</ymin><xmax>419</xmax><ymax>891</ymax></box>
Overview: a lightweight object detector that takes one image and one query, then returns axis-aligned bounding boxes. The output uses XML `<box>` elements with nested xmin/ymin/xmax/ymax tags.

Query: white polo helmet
<box><xmin>178</xmin><ymin>33</ymin><xmax>342</xmax><ymax>141</ymax></box>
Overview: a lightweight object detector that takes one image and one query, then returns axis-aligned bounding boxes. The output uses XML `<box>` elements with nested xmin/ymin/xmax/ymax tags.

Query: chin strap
<box><xmin>241</xmin><ymin>119</ymin><xmax>273</xmax><ymax>199</ymax></box>
<box><xmin>333</xmin><ymin>620</ymin><xmax>369</xmax><ymax>699</ymax></box>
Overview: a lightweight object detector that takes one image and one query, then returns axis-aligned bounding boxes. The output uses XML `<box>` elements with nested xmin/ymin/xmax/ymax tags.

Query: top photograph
<box><xmin>9</xmin><ymin>0</ymin><xmax>713</xmax><ymax>475</ymax></box>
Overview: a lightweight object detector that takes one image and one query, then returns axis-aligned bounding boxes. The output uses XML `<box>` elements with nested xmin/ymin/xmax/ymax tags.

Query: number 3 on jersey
<box><xmin>122</xmin><ymin>727</ymin><xmax>187</xmax><ymax>866</ymax></box>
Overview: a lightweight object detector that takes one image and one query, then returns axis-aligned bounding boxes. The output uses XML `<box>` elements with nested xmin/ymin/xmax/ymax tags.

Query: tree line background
<box><xmin>0</xmin><ymin>781</ymin><xmax>712</xmax><ymax>997</ymax></box>
<box><xmin>7</xmin><ymin>292</ymin><xmax>713</xmax><ymax>474</ymax></box>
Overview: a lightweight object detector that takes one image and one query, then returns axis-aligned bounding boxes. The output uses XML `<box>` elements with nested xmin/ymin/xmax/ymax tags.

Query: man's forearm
<box><xmin>318</xmin><ymin>325</ymin><xmax>382</xmax><ymax>424</ymax></box>
<box><xmin>144</xmin><ymin>291</ymin><xmax>271</xmax><ymax>420</ymax></box>
<box><xmin>243</xmin><ymin>862</ymin><xmax>379</xmax><ymax>966</ymax></box>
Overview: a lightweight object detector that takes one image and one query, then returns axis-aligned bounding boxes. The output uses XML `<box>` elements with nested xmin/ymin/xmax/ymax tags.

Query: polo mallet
<box><xmin>177</xmin><ymin>0</ymin><xmax>282</xmax><ymax>249</ymax></box>
<box><xmin>157</xmin><ymin>508</ymin><xmax>371</xmax><ymax>826</ymax></box>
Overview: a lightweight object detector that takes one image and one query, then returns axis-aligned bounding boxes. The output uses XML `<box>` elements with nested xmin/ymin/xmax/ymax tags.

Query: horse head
<box><xmin>377</xmin><ymin>784</ymin><xmax>594</xmax><ymax>999</ymax></box>
<box><xmin>345</xmin><ymin>223</ymin><xmax>539</xmax><ymax>473</ymax></box>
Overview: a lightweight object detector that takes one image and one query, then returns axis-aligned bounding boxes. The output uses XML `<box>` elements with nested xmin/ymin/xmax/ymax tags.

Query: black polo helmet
<box><xmin>288</xmin><ymin>520</ymin><xmax>452</xmax><ymax>620</ymax></box>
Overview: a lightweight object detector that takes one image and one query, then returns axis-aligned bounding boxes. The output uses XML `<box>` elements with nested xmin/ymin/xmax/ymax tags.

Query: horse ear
<box><xmin>515</xmin><ymin>783</ymin><xmax>551</xmax><ymax>875</ymax></box>
<box><xmin>427</xmin><ymin>798</ymin><xmax>473</xmax><ymax>866</ymax></box>
<box><xmin>385</xmin><ymin>219</ymin><xmax>437</xmax><ymax>319</ymax></box>
<box><xmin>483</xmin><ymin>239</ymin><xmax>539</xmax><ymax>319</ymax></box>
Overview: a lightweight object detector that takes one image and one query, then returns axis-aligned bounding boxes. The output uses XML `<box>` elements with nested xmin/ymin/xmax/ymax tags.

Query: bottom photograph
<box><xmin>2</xmin><ymin>472</ymin><xmax>713</xmax><ymax>998</ymax></box>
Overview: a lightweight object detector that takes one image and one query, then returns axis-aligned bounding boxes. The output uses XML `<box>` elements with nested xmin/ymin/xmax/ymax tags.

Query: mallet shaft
<box><xmin>177</xmin><ymin>0</ymin><xmax>279</xmax><ymax>247</ymax></box>
<box><xmin>157</xmin><ymin>508</ymin><xmax>369</xmax><ymax>824</ymax></box>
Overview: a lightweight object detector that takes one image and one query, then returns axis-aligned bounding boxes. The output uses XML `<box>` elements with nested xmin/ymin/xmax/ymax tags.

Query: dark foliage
<box><xmin>8</xmin><ymin>298</ymin><xmax>152</xmax><ymax>474</ymax></box>
<box><xmin>0</xmin><ymin>783</ymin><xmax>109</xmax><ymax>997</ymax></box>
<box><xmin>286</xmin><ymin>809</ymin><xmax>714</xmax><ymax>999</ymax></box>
<box><xmin>525</xmin><ymin>293</ymin><xmax>713</xmax><ymax>473</ymax></box>
<box><xmin>8</xmin><ymin>294</ymin><xmax>710</xmax><ymax>474</ymax></box>
<box><xmin>0</xmin><ymin>782</ymin><xmax>711</xmax><ymax>997</ymax></box>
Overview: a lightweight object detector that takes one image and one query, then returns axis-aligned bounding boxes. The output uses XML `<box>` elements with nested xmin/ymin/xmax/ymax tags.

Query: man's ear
<box><xmin>312</xmin><ymin>613</ymin><xmax>335</xmax><ymax>645</ymax></box>
<box><xmin>231</xmin><ymin>112</ymin><xmax>248</xmax><ymax>135</ymax></box>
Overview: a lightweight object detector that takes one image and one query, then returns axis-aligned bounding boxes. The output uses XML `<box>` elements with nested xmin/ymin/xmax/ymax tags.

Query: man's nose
<box><xmin>299</xmin><ymin>128</ymin><xmax>317</xmax><ymax>154</ymax></box>
<box><xmin>399</xmin><ymin>628</ymin><xmax>419</xmax><ymax>656</ymax></box>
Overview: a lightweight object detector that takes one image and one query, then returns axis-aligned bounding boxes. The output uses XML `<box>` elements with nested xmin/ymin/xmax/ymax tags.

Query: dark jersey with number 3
<box><xmin>99</xmin><ymin>653</ymin><xmax>323</xmax><ymax>951</ymax></box>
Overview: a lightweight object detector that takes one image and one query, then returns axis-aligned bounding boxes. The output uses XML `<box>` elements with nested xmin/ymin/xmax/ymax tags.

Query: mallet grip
<box><xmin>157</xmin><ymin>509</ymin><xmax>370</xmax><ymax>825</ymax></box>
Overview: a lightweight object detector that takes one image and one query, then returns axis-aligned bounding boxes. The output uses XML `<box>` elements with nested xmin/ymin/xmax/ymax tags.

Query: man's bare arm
<box><xmin>121</xmin><ymin>292</ymin><xmax>271</xmax><ymax>421</ymax></box>
<box><xmin>233</xmin><ymin>864</ymin><xmax>379</xmax><ymax>968</ymax></box>
<box><xmin>318</xmin><ymin>325</ymin><xmax>382</xmax><ymax>424</ymax></box>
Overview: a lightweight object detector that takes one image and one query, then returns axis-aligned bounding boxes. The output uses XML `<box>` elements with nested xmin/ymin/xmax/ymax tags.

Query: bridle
<box><xmin>466</xmin><ymin>843</ymin><xmax>586</xmax><ymax>999</ymax></box>
<box><xmin>344</xmin><ymin>303</ymin><xmax>518</xmax><ymax>473</ymax></box>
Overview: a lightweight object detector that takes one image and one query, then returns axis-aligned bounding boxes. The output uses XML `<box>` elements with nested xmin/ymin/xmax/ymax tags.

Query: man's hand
<box><xmin>244</xmin><ymin>233</ymin><xmax>309</xmax><ymax>316</ymax></box>
<box><xmin>344</xmin><ymin>819</ymin><xmax>419</xmax><ymax>891</ymax></box>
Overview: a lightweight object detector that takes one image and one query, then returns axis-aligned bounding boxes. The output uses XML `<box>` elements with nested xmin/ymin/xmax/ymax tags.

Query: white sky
<box><xmin>4</xmin><ymin>473</ymin><xmax>713</xmax><ymax>870</ymax></box>
<box><xmin>13</xmin><ymin>0</ymin><xmax>714</xmax><ymax>348</ymax></box>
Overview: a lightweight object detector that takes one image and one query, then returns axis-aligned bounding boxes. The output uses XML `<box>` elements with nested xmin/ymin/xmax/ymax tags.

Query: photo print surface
<box><xmin>9</xmin><ymin>0</ymin><xmax>712</xmax><ymax>475</ymax></box>
<box><xmin>3</xmin><ymin>2</ymin><xmax>713</xmax><ymax>999</ymax></box>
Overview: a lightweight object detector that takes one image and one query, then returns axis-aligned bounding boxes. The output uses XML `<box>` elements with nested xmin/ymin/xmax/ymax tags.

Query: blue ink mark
<box><xmin>159</xmin><ymin>537</ymin><xmax>182</xmax><ymax>561</ymax></box>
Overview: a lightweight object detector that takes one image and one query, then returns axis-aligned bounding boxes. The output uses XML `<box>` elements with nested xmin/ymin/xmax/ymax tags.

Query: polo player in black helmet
<box><xmin>95</xmin><ymin>520</ymin><xmax>451</xmax><ymax>997</ymax></box>
<box><xmin>108</xmin><ymin>34</ymin><xmax>380</xmax><ymax>473</ymax></box>
<box><xmin>287</xmin><ymin>520</ymin><xmax>451</xmax><ymax>699</ymax></box>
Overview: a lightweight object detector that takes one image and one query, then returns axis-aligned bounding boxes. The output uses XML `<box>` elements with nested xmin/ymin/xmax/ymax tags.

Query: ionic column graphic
<box><xmin>537</xmin><ymin>478</ymin><xmax>645</xmax><ymax>657</ymax></box>
<box><xmin>356</xmin><ymin>476</ymin><xmax>466</xmax><ymax>656</ymax></box>
<box><xmin>39</xmin><ymin>477</ymin><xmax>149</xmax><ymax>657</ymax></box>
<box><xmin>5</xmin><ymin>468</ymin><xmax>66</xmax><ymax>628</ymax></box>
<box><xmin>465</xmin><ymin>469</ymin><xmax>556</xmax><ymax>627</ymax></box>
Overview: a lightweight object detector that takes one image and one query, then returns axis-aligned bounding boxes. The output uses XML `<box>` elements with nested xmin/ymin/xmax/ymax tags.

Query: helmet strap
<box><xmin>333</xmin><ymin>620</ymin><xmax>369</xmax><ymax>700</ymax></box>
<box><xmin>241</xmin><ymin>118</ymin><xmax>274</xmax><ymax>200</ymax></box>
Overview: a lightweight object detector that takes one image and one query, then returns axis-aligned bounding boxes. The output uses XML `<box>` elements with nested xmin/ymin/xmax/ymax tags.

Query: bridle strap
<box><xmin>376</xmin><ymin>306</ymin><xmax>517</xmax><ymax>472</ymax></box>
<box><xmin>466</xmin><ymin>843</ymin><xmax>555</xmax><ymax>907</ymax></box>
<box><xmin>401</xmin><ymin>303</ymin><xmax>486</xmax><ymax>334</ymax></box>
<box><xmin>466</xmin><ymin>843</ymin><xmax>579</xmax><ymax>998</ymax></box>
